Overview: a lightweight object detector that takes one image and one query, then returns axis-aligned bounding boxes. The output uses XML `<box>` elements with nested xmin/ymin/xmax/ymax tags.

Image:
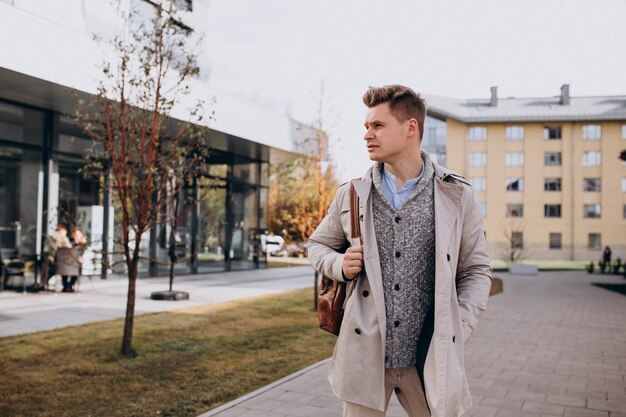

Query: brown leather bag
<box><xmin>318</xmin><ymin>181</ymin><xmax>362</xmax><ymax>336</ymax></box>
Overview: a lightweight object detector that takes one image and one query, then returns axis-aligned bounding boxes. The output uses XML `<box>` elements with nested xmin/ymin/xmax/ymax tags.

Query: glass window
<box><xmin>582</xmin><ymin>125</ymin><xmax>601</xmax><ymax>140</ymax></box>
<box><xmin>469</xmin><ymin>177</ymin><xmax>486</xmax><ymax>192</ymax></box>
<box><xmin>229</xmin><ymin>183</ymin><xmax>259</xmax><ymax>271</ymax></box>
<box><xmin>506</xmin><ymin>152</ymin><xmax>524</xmax><ymax>167</ymax></box>
<box><xmin>0</xmin><ymin>146</ymin><xmax>43</xmax><ymax>258</ymax></box>
<box><xmin>506</xmin><ymin>177</ymin><xmax>524</xmax><ymax>192</ymax></box>
<box><xmin>549</xmin><ymin>233</ymin><xmax>562</xmax><ymax>249</ymax></box>
<box><xmin>0</xmin><ymin>102</ymin><xmax>45</xmax><ymax>146</ymax></box>
<box><xmin>543</xmin><ymin>126</ymin><xmax>562</xmax><ymax>140</ymax></box>
<box><xmin>422</xmin><ymin>116</ymin><xmax>447</xmax><ymax>166</ymax></box>
<box><xmin>506</xmin><ymin>126</ymin><xmax>524</xmax><ymax>141</ymax></box>
<box><xmin>545</xmin><ymin>152</ymin><xmax>562</xmax><ymax>166</ymax></box>
<box><xmin>588</xmin><ymin>233</ymin><xmax>601</xmax><ymax>250</ymax></box>
<box><xmin>544</xmin><ymin>204</ymin><xmax>561</xmax><ymax>218</ymax></box>
<box><xmin>582</xmin><ymin>151</ymin><xmax>601</xmax><ymax>167</ymax></box>
<box><xmin>583</xmin><ymin>178</ymin><xmax>601</xmax><ymax>192</ymax></box>
<box><xmin>479</xmin><ymin>203</ymin><xmax>487</xmax><ymax>218</ymax></box>
<box><xmin>512</xmin><ymin>232</ymin><xmax>524</xmax><ymax>249</ymax></box>
<box><xmin>622</xmin><ymin>125</ymin><xmax>626</xmax><ymax>139</ymax></box>
<box><xmin>260</xmin><ymin>162</ymin><xmax>269</xmax><ymax>187</ymax></box>
<box><xmin>232</xmin><ymin>156</ymin><xmax>258</xmax><ymax>184</ymax></box>
<box><xmin>506</xmin><ymin>204</ymin><xmax>523</xmax><ymax>218</ymax></box>
<box><xmin>544</xmin><ymin>178</ymin><xmax>562</xmax><ymax>192</ymax></box>
<box><xmin>197</xmin><ymin>178</ymin><xmax>227</xmax><ymax>273</ymax></box>
<box><xmin>583</xmin><ymin>204</ymin><xmax>601</xmax><ymax>219</ymax></box>
<box><xmin>469</xmin><ymin>126</ymin><xmax>487</xmax><ymax>141</ymax></box>
<box><xmin>468</xmin><ymin>152</ymin><xmax>487</xmax><ymax>167</ymax></box>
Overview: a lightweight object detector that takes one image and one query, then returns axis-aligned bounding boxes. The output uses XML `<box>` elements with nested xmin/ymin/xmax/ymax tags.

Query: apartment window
<box><xmin>545</xmin><ymin>152</ymin><xmax>562</xmax><ymax>166</ymax></box>
<box><xmin>506</xmin><ymin>152</ymin><xmax>524</xmax><ymax>167</ymax></box>
<box><xmin>506</xmin><ymin>177</ymin><xmax>524</xmax><ymax>192</ymax></box>
<box><xmin>468</xmin><ymin>152</ymin><xmax>487</xmax><ymax>167</ymax></box>
<box><xmin>469</xmin><ymin>177</ymin><xmax>486</xmax><ymax>192</ymax></box>
<box><xmin>582</xmin><ymin>125</ymin><xmax>601</xmax><ymax>140</ymax></box>
<box><xmin>469</xmin><ymin>127</ymin><xmax>487</xmax><ymax>141</ymax></box>
<box><xmin>622</xmin><ymin>125</ymin><xmax>626</xmax><ymax>139</ymax></box>
<box><xmin>544</xmin><ymin>126</ymin><xmax>562</xmax><ymax>140</ymax></box>
<box><xmin>544</xmin><ymin>204</ymin><xmax>561</xmax><ymax>218</ymax></box>
<box><xmin>588</xmin><ymin>233</ymin><xmax>601</xmax><ymax>250</ymax></box>
<box><xmin>512</xmin><ymin>232</ymin><xmax>524</xmax><ymax>249</ymax></box>
<box><xmin>582</xmin><ymin>151</ymin><xmax>601</xmax><ymax>167</ymax></box>
<box><xmin>583</xmin><ymin>204</ymin><xmax>601</xmax><ymax>219</ymax></box>
<box><xmin>506</xmin><ymin>204</ymin><xmax>524</xmax><ymax>218</ymax></box>
<box><xmin>544</xmin><ymin>178</ymin><xmax>562</xmax><ymax>192</ymax></box>
<box><xmin>583</xmin><ymin>178</ymin><xmax>601</xmax><ymax>192</ymax></box>
<box><xmin>506</xmin><ymin>126</ymin><xmax>524</xmax><ymax>141</ymax></box>
<box><xmin>549</xmin><ymin>233</ymin><xmax>562</xmax><ymax>249</ymax></box>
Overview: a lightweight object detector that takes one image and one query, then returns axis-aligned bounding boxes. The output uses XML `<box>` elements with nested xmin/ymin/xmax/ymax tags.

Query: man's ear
<box><xmin>406</xmin><ymin>118</ymin><xmax>418</xmax><ymax>138</ymax></box>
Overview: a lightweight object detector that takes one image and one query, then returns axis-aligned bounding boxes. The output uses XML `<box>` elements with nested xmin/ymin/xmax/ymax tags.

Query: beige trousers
<box><xmin>342</xmin><ymin>367</ymin><xmax>430</xmax><ymax>417</ymax></box>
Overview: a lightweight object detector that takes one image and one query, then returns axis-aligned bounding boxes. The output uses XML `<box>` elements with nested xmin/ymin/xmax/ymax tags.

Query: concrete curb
<box><xmin>197</xmin><ymin>358</ymin><xmax>331</xmax><ymax>417</ymax></box>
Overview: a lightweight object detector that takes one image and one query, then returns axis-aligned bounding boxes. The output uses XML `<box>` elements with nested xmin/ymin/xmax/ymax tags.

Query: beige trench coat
<box><xmin>307</xmin><ymin>162</ymin><xmax>492</xmax><ymax>417</ymax></box>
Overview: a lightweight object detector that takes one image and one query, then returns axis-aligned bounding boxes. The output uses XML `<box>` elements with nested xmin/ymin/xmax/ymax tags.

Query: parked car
<box><xmin>265</xmin><ymin>235</ymin><xmax>286</xmax><ymax>257</ymax></box>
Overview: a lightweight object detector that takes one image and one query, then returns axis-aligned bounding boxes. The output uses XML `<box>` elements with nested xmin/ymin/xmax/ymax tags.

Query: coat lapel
<box><xmin>351</xmin><ymin>177</ymin><xmax>387</xmax><ymax>350</ymax></box>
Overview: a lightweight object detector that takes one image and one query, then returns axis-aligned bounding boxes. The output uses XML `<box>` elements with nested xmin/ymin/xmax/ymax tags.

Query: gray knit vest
<box><xmin>372</xmin><ymin>154</ymin><xmax>436</xmax><ymax>369</ymax></box>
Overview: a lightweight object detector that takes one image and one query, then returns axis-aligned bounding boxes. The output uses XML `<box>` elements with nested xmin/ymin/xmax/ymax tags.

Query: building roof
<box><xmin>425</xmin><ymin>94</ymin><xmax>626</xmax><ymax>123</ymax></box>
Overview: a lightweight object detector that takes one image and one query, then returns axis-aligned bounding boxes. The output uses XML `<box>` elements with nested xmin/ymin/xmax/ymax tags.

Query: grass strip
<box><xmin>0</xmin><ymin>288</ymin><xmax>336</xmax><ymax>417</ymax></box>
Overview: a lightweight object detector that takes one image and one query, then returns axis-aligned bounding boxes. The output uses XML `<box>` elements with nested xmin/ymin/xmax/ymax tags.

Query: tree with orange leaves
<box><xmin>76</xmin><ymin>1</ymin><xmax>210</xmax><ymax>356</ymax></box>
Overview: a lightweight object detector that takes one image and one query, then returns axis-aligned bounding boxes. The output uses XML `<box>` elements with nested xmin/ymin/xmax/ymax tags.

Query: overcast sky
<box><xmin>203</xmin><ymin>0</ymin><xmax>626</xmax><ymax>181</ymax></box>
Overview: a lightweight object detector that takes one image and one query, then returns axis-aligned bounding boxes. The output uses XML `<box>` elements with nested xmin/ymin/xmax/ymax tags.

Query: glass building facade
<box><xmin>0</xmin><ymin>98</ymin><xmax>273</xmax><ymax>280</ymax></box>
<box><xmin>422</xmin><ymin>116</ymin><xmax>447</xmax><ymax>166</ymax></box>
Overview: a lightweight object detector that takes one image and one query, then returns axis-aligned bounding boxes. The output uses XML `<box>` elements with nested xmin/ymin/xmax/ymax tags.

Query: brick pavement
<box><xmin>200</xmin><ymin>271</ymin><xmax>626</xmax><ymax>417</ymax></box>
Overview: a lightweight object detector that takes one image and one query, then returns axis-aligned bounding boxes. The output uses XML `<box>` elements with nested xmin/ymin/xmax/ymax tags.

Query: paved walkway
<box><xmin>0</xmin><ymin>265</ymin><xmax>315</xmax><ymax>337</ymax></box>
<box><xmin>200</xmin><ymin>271</ymin><xmax>626</xmax><ymax>417</ymax></box>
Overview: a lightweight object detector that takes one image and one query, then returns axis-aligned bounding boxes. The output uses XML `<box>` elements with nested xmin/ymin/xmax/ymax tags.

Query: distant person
<box><xmin>42</xmin><ymin>224</ymin><xmax>72</xmax><ymax>290</ymax></box>
<box><xmin>603</xmin><ymin>246</ymin><xmax>612</xmax><ymax>264</ymax></box>
<box><xmin>307</xmin><ymin>85</ymin><xmax>492</xmax><ymax>416</ymax></box>
<box><xmin>61</xmin><ymin>227</ymin><xmax>87</xmax><ymax>293</ymax></box>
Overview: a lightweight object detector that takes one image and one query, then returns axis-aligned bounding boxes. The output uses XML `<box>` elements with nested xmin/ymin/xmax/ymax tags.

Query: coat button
<box><xmin>394</xmin><ymin>284</ymin><xmax>400</xmax><ymax>291</ymax></box>
<box><xmin>362</xmin><ymin>290</ymin><xmax>369</xmax><ymax>297</ymax></box>
<box><xmin>394</xmin><ymin>387</ymin><xmax>401</xmax><ymax>394</ymax></box>
<box><xmin>394</xmin><ymin>216</ymin><xmax>401</xmax><ymax>223</ymax></box>
<box><xmin>395</xmin><ymin>251</ymin><xmax>401</xmax><ymax>258</ymax></box>
<box><xmin>447</xmin><ymin>254</ymin><xmax>451</xmax><ymax>261</ymax></box>
<box><xmin>355</xmin><ymin>328</ymin><xmax>361</xmax><ymax>335</ymax></box>
<box><xmin>394</xmin><ymin>320</ymin><xmax>400</xmax><ymax>327</ymax></box>
<box><xmin>359</xmin><ymin>214</ymin><xmax>364</xmax><ymax>221</ymax></box>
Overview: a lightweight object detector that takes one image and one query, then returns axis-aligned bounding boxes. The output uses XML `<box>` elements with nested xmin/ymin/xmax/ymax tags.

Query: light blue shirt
<box><xmin>381</xmin><ymin>163</ymin><xmax>425</xmax><ymax>210</ymax></box>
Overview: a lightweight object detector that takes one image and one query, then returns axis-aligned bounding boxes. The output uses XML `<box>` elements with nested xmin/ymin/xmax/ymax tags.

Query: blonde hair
<box><xmin>362</xmin><ymin>84</ymin><xmax>427</xmax><ymax>140</ymax></box>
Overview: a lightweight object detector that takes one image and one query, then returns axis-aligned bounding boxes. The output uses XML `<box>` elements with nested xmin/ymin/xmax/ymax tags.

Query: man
<box><xmin>307</xmin><ymin>85</ymin><xmax>492</xmax><ymax>417</ymax></box>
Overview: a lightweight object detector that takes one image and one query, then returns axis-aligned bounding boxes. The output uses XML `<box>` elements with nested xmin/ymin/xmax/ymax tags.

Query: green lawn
<box><xmin>0</xmin><ymin>289</ymin><xmax>336</xmax><ymax>417</ymax></box>
<box><xmin>491</xmin><ymin>259</ymin><xmax>589</xmax><ymax>271</ymax></box>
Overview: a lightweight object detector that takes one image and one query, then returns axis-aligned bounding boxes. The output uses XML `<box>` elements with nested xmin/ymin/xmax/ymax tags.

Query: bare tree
<box><xmin>76</xmin><ymin>1</ymin><xmax>210</xmax><ymax>356</ymax></box>
<box><xmin>501</xmin><ymin>220</ymin><xmax>530</xmax><ymax>264</ymax></box>
<box><xmin>269</xmin><ymin>82</ymin><xmax>339</xmax><ymax>309</ymax></box>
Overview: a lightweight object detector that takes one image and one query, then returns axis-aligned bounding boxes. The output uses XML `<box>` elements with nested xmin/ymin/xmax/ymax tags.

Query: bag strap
<box><xmin>349</xmin><ymin>181</ymin><xmax>363</xmax><ymax>245</ymax></box>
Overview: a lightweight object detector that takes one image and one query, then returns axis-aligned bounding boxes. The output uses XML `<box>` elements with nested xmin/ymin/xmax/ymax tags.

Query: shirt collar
<box><xmin>382</xmin><ymin>162</ymin><xmax>425</xmax><ymax>193</ymax></box>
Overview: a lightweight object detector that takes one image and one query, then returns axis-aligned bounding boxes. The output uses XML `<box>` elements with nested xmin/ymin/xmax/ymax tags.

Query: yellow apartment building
<box><xmin>423</xmin><ymin>85</ymin><xmax>626</xmax><ymax>262</ymax></box>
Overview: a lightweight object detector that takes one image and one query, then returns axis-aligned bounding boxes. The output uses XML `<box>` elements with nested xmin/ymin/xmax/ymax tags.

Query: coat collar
<box><xmin>351</xmin><ymin>153</ymin><xmax>464</xmax><ymax>204</ymax></box>
<box><xmin>352</xmin><ymin>155</ymin><xmax>465</xmax><ymax>246</ymax></box>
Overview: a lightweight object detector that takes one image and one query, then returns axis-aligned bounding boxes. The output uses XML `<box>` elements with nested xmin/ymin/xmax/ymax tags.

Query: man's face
<box><xmin>363</xmin><ymin>102</ymin><xmax>416</xmax><ymax>163</ymax></box>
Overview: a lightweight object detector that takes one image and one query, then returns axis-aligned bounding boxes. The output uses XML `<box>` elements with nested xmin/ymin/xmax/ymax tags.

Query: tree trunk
<box><xmin>121</xmin><ymin>257</ymin><xmax>137</xmax><ymax>356</ymax></box>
